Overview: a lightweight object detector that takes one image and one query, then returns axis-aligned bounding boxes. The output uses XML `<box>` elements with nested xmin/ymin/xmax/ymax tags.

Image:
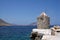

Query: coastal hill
<box><xmin>0</xmin><ymin>19</ymin><xmax>12</xmax><ymax>26</ymax></box>
<box><xmin>0</xmin><ymin>19</ymin><xmax>37</xmax><ymax>26</ymax></box>
<box><xmin>29</xmin><ymin>22</ymin><xmax>37</xmax><ymax>26</ymax></box>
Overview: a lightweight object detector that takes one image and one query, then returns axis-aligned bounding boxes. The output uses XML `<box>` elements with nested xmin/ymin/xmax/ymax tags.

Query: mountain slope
<box><xmin>29</xmin><ymin>22</ymin><xmax>37</xmax><ymax>26</ymax></box>
<box><xmin>0</xmin><ymin>19</ymin><xmax>12</xmax><ymax>26</ymax></box>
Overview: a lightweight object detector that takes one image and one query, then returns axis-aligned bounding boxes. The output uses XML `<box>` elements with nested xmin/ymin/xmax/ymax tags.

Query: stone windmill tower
<box><xmin>37</xmin><ymin>12</ymin><xmax>50</xmax><ymax>29</ymax></box>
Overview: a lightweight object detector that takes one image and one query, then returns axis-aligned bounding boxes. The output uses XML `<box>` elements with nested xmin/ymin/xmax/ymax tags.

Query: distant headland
<box><xmin>0</xmin><ymin>19</ymin><xmax>13</xmax><ymax>26</ymax></box>
<box><xmin>0</xmin><ymin>19</ymin><xmax>37</xmax><ymax>26</ymax></box>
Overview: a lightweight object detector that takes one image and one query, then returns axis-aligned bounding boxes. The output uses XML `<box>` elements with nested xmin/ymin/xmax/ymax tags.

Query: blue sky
<box><xmin>0</xmin><ymin>0</ymin><xmax>60</xmax><ymax>25</ymax></box>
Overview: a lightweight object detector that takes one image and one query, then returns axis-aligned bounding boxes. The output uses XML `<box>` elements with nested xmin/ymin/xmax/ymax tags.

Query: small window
<box><xmin>40</xmin><ymin>18</ymin><xmax>43</xmax><ymax>20</ymax></box>
<box><xmin>56</xmin><ymin>31</ymin><xmax>60</xmax><ymax>32</ymax></box>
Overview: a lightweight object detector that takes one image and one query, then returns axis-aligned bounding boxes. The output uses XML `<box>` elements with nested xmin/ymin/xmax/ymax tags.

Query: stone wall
<box><xmin>37</xmin><ymin>12</ymin><xmax>50</xmax><ymax>29</ymax></box>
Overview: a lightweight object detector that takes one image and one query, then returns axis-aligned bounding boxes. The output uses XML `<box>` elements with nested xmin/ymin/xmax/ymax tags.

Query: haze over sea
<box><xmin>0</xmin><ymin>26</ymin><xmax>37</xmax><ymax>40</ymax></box>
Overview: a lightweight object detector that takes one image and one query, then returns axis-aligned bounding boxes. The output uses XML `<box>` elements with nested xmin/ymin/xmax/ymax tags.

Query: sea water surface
<box><xmin>0</xmin><ymin>26</ymin><xmax>37</xmax><ymax>40</ymax></box>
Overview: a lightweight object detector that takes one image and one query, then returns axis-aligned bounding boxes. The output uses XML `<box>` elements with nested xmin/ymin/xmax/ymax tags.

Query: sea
<box><xmin>0</xmin><ymin>26</ymin><xmax>37</xmax><ymax>40</ymax></box>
